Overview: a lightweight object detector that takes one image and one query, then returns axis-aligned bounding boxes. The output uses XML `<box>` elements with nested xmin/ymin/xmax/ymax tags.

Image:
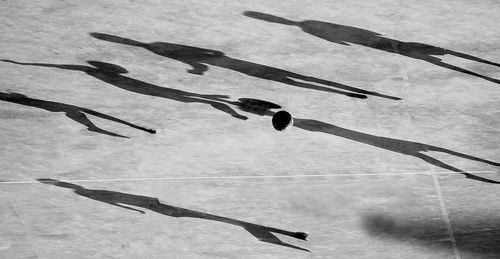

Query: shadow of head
<box><xmin>363</xmin><ymin>213</ymin><xmax>500</xmax><ymax>257</ymax></box>
<box><xmin>37</xmin><ymin>178</ymin><xmax>84</xmax><ymax>190</ymax></box>
<box><xmin>234</xmin><ymin>98</ymin><xmax>281</xmax><ymax>116</ymax></box>
<box><xmin>89</xmin><ymin>32</ymin><xmax>147</xmax><ymax>47</ymax></box>
<box><xmin>87</xmin><ymin>61</ymin><xmax>128</xmax><ymax>74</ymax></box>
<box><xmin>0</xmin><ymin>92</ymin><xmax>28</xmax><ymax>100</ymax></box>
<box><xmin>243</xmin><ymin>11</ymin><xmax>297</xmax><ymax>26</ymax></box>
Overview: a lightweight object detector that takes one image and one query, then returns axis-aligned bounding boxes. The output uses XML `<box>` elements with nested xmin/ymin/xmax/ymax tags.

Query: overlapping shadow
<box><xmin>90</xmin><ymin>32</ymin><xmax>402</xmax><ymax>100</ymax></box>
<box><xmin>0</xmin><ymin>91</ymin><xmax>155</xmax><ymax>138</ymax></box>
<box><xmin>1</xmin><ymin>59</ymin><xmax>248</xmax><ymax>120</ymax></box>
<box><xmin>363</xmin><ymin>213</ymin><xmax>500</xmax><ymax>257</ymax></box>
<box><xmin>235</xmin><ymin>100</ymin><xmax>500</xmax><ymax>184</ymax></box>
<box><xmin>37</xmin><ymin>178</ymin><xmax>310</xmax><ymax>252</ymax></box>
<box><xmin>244</xmin><ymin>12</ymin><xmax>500</xmax><ymax>84</ymax></box>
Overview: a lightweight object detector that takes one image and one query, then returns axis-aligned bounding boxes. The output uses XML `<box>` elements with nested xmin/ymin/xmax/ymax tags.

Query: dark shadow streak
<box><xmin>232</xmin><ymin>100</ymin><xmax>499</xmax><ymax>183</ymax></box>
<box><xmin>89</xmin><ymin>32</ymin><xmax>402</xmax><ymax>100</ymax></box>
<box><xmin>37</xmin><ymin>178</ymin><xmax>310</xmax><ymax>252</ymax></box>
<box><xmin>363</xmin><ymin>213</ymin><xmax>500</xmax><ymax>257</ymax></box>
<box><xmin>1</xmin><ymin>59</ymin><xmax>248</xmax><ymax>120</ymax></box>
<box><xmin>293</xmin><ymin>118</ymin><xmax>500</xmax><ymax>183</ymax></box>
<box><xmin>244</xmin><ymin>12</ymin><xmax>500</xmax><ymax>84</ymax></box>
<box><xmin>0</xmin><ymin>92</ymin><xmax>156</xmax><ymax>137</ymax></box>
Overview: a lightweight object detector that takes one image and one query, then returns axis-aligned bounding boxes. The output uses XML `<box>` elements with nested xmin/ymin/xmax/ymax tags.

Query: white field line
<box><xmin>0</xmin><ymin>170</ymin><xmax>496</xmax><ymax>184</ymax></box>
<box><xmin>432</xmin><ymin>173</ymin><xmax>461</xmax><ymax>259</ymax></box>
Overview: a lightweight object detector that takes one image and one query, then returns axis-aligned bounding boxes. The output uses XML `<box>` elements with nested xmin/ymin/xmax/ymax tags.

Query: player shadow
<box><xmin>363</xmin><ymin>213</ymin><xmax>500</xmax><ymax>257</ymax></box>
<box><xmin>234</xmin><ymin>99</ymin><xmax>500</xmax><ymax>184</ymax></box>
<box><xmin>89</xmin><ymin>32</ymin><xmax>402</xmax><ymax>100</ymax></box>
<box><xmin>244</xmin><ymin>11</ymin><xmax>500</xmax><ymax>85</ymax></box>
<box><xmin>293</xmin><ymin>119</ymin><xmax>500</xmax><ymax>183</ymax></box>
<box><xmin>1</xmin><ymin>59</ymin><xmax>248</xmax><ymax>120</ymax></box>
<box><xmin>37</xmin><ymin>178</ymin><xmax>310</xmax><ymax>252</ymax></box>
<box><xmin>0</xmin><ymin>91</ymin><xmax>155</xmax><ymax>138</ymax></box>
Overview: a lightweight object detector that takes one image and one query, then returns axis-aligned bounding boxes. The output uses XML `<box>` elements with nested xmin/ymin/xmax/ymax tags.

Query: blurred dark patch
<box><xmin>37</xmin><ymin>178</ymin><xmax>310</xmax><ymax>252</ymax></box>
<box><xmin>244</xmin><ymin>11</ymin><xmax>500</xmax><ymax>84</ymax></box>
<box><xmin>363</xmin><ymin>213</ymin><xmax>500</xmax><ymax>257</ymax></box>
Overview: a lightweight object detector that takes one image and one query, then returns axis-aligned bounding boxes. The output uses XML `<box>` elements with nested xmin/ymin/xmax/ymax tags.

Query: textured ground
<box><xmin>1</xmin><ymin>0</ymin><xmax>499</xmax><ymax>258</ymax></box>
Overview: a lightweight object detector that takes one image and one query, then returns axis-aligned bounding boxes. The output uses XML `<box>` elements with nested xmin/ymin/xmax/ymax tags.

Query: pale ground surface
<box><xmin>1</xmin><ymin>0</ymin><xmax>499</xmax><ymax>258</ymax></box>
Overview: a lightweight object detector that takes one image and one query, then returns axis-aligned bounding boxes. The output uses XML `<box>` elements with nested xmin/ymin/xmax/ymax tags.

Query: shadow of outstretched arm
<box><xmin>1</xmin><ymin>59</ymin><xmax>90</xmax><ymax>72</ymax></box>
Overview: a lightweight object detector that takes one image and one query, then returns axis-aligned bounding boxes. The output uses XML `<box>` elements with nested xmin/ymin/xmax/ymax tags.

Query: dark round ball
<box><xmin>272</xmin><ymin>110</ymin><xmax>293</xmax><ymax>131</ymax></box>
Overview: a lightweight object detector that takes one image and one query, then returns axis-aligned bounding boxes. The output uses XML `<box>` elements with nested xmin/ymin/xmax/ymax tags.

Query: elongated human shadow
<box><xmin>1</xmin><ymin>59</ymin><xmax>248</xmax><ymax>120</ymax></box>
<box><xmin>0</xmin><ymin>91</ymin><xmax>155</xmax><ymax>137</ymax></box>
<box><xmin>37</xmin><ymin>178</ymin><xmax>310</xmax><ymax>252</ymax></box>
<box><xmin>294</xmin><ymin>119</ymin><xmax>500</xmax><ymax>183</ymax></box>
<box><xmin>363</xmin><ymin>214</ymin><xmax>500</xmax><ymax>257</ymax></box>
<box><xmin>234</xmin><ymin>100</ymin><xmax>499</xmax><ymax>183</ymax></box>
<box><xmin>244</xmin><ymin>12</ymin><xmax>500</xmax><ymax>84</ymax></box>
<box><xmin>90</xmin><ymin>32</ymin><xmax>402</xmax><ymax>100</ymax></box>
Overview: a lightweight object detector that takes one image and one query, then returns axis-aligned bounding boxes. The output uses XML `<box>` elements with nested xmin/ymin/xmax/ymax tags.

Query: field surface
<box><xmin>1</xmin><ymin>0</ymin><xmax>499</xmax><ymax>258</ymax></box>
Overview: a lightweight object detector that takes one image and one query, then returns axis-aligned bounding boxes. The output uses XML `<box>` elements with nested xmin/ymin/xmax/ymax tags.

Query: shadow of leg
<box><xmin>82</xmin><ymin>109</ymin><xmax>156</xmax><ymax>134</ymax></box>
<box><xmin>65</xmin><ymin>110</ymin><xmax>128</xmax><ymax>138</ymax></box>
<box><xmin>446</xmin><ymin>50</ymin><xmax>500</xmax><ymax>67</ymax></box>
<box><xmin>294</xmin><ymin>75</ymin><xmax>402</xmax><ymax>100</ymax></box>
<box><xmin>433</xmin><ymin>61</ymin><xmax>500</xmax><ymax>84</ymax></box>
<box><xmin>280</xmin><ymin>78</ymin><xmax>368</xmax><ymax>99</ymax></box>
<box><xmin>429</xmin><ymin>146</ymin><xmax>500</xmax><ymax>167</ymax></box>
<box><xmin>414</xmin><ymin>153</ymin><xmax>500</xmax><ymax>184</ymax></box>
<box><xmin>244</xmin><ymin>225</ymin><xmax>310</xmax><ymax>252</ymax></box>
<box><xmin>198</xmin><ymin>99</ymin><xmax>248</xmax><ymax>120</ymax></box>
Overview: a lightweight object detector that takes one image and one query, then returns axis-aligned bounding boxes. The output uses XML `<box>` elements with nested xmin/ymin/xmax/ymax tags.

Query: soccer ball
<box><xmin>272</xmin><ymin>110</ymin><xmax>293</xmax><ymax>131</ymax></box>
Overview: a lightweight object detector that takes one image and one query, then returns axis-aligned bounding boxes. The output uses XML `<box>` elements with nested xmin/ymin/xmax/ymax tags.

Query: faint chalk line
<box><xmin>0</xmin><ymin>187</ymin><xmax>40</xmax><ymax>258</ymax></box>
<box><xmin>0</xmin><ymin>170</ymin><xmax>496</xmax><ymax>184</ymax></box>
<box><xmin>432</xmin><ymin>173</ymin><xmax>461</xmax><ymax>259</ymax></box>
